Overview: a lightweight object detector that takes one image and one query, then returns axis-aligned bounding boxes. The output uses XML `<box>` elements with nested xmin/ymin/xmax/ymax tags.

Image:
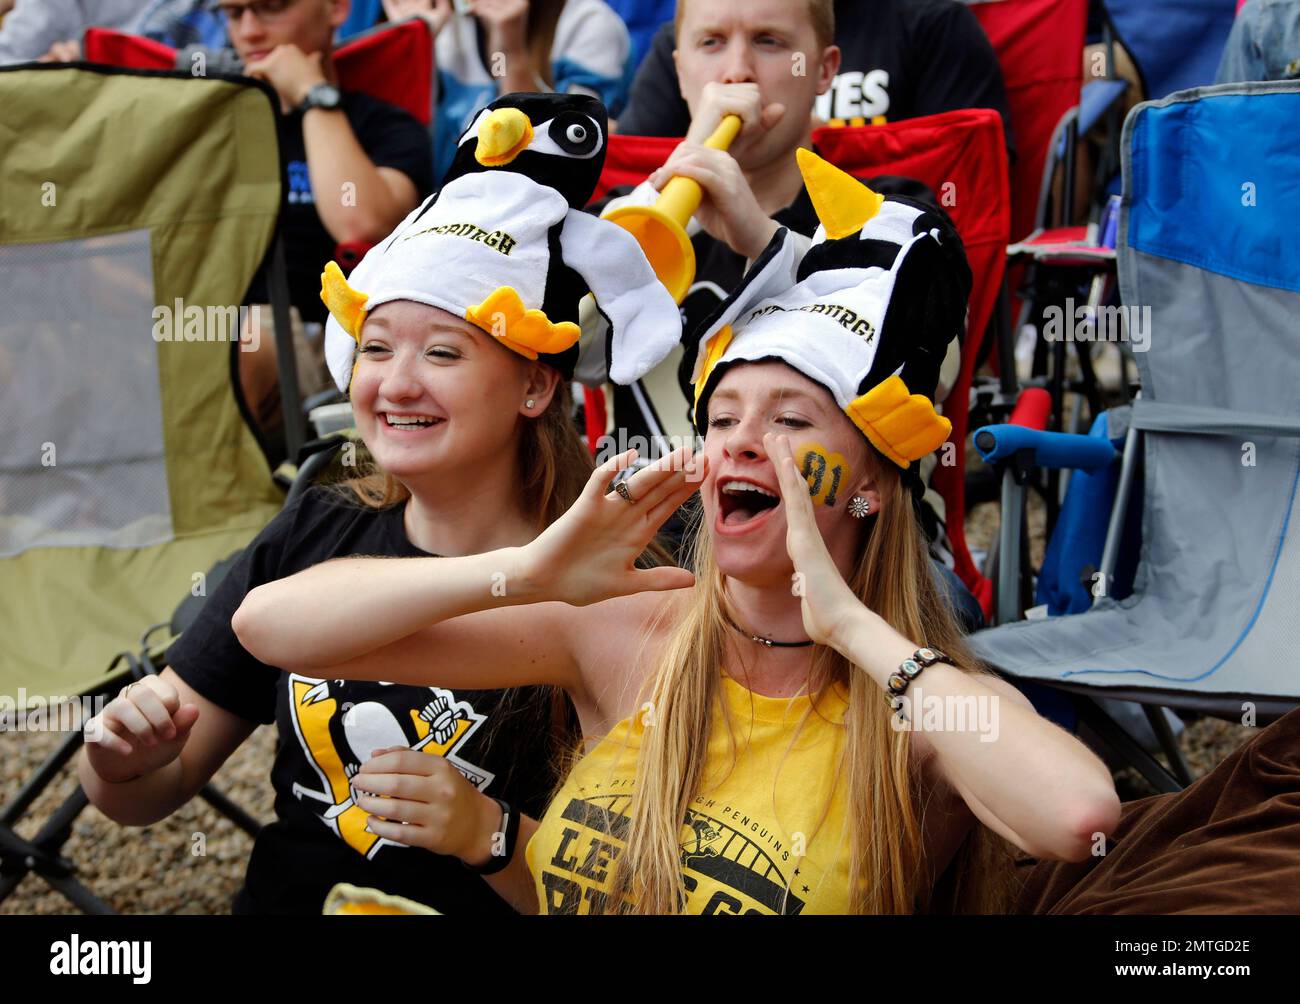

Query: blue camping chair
<box><xmin>1076</xmin><ymin>0</ymin><xmax>1240</xmax><ymax>205</ymax></box>
<box><xmin>339</xmin><ymin>0</ymin><xmax>384</xmax><ymax>40</ymax></box>
<box><xmin>603</xmin><ymin>0</ymin><xmax>675</xmax><ymax>71</ymax></box>
<box><xmin>1103</xmin><ymin>0</ymin><xmax>1239</xmax><ymax>100</ymax></box>
<box><xmin>969</xmin><ymin>80</ymin><xmax>1300</xmax><ymax>794</ymax></box>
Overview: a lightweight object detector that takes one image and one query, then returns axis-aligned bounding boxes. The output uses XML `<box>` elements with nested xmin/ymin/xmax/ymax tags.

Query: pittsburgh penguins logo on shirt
<box><xmin>285</xmin><ymin>675</ymin><xmax>494</xmax><ymax>859</ymax></box>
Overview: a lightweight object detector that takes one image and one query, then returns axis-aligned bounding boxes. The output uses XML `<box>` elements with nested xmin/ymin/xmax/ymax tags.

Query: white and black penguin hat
<box><xmin>320</xmin><ymin>92</ymin><xmax>680</xmax><ymax>392</ymax></box>
<box><xmin>686</xmin><ymin>148</ymin><xmax>972</xmax><ymax>475</ymax></box>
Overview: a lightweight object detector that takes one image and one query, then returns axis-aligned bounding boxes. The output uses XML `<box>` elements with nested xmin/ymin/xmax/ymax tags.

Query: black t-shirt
<box><xmin>246</xmin><ymin>91</ymin><xmax>436</xmax><ymax>324</ymax></box>
<box><xmin>616</xmin><ymin>0</ymin><xmax>1013</xmax><ymax>158</ymax></box>
<box><xmin>166</xmin><ymin>487</ymin><xmax>564</xmax><ymax>915</ymax></box>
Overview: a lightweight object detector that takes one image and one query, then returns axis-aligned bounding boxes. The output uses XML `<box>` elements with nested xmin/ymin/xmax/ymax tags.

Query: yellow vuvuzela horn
<box><xmin>601</xmin><ymin>114</ymin><xmax>743</xmax><ymax>304</ymax></box>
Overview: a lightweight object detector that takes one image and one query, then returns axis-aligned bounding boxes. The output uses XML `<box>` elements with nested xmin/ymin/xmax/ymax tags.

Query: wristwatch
<box><xmin>297</xmin><ymin>81</ymin><xmax>342</xmax><ymax>114</ymax></box>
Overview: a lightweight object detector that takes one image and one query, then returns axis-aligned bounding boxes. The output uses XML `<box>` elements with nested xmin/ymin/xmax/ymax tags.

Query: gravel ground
<box><xmin>1</xmin><ymin>725</ymin><xmax>275</xmax><ymax>915</ymax></box>
<box><xmin>1</xmin><ymin>421</ymin><xmax>1256</xmax><ymax>914</ymax></box>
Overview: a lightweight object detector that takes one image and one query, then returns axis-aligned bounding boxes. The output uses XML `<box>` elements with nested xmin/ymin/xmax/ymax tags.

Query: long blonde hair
<box><xmin>602</xmin><ymin>458</ymin><xmax>1017</xmax><ymax>915</ymax></box>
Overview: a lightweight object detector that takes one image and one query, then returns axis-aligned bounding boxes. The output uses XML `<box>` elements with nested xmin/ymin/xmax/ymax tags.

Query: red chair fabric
<box><xmin>1009</xmin><ymin>225</ymin><xmax>1117</xmax><ymax>266</ymax></box>
<box><xmin>83</xmin><ymin>27</ymin><xmax>174</xmax><ymax>69</ymax></box>
<box><xmin>83</xmin><ymin>19</ymin><xmax>433</xmax><ymax>125</ymax></box>
<box><xmin>969</xmin><ymin>0</ymin><xmax>1087</xmax><ymax>244</ymax></box>
<box><xmin>591</xmin><ymin>133</ymin><xmax>679</xmax><ymax>203</ymax></box>
<box><xmin>582</xmin><ymin>386</ymin><xmax>607</xmax><ymax>456</ymax></box>
<box><xmin>815</xmin><ymin>111</ymin><xmax>1009</xmax><ymax>611</ymax></box>
<box><xmin>968</xmin><ymin>0</ymin><xmax>1087</xmax><ymax>402</ymax></box>
<box><xmin>594</xmin><ymin>109</ymin><xmax>1011</xmax><ymax>608</ymax></box>
<box><xmin>1008</xmin><ymin>386</ymin><xmax>1052</xmax><ymax>431</ymax></box>
<box><xmin>332</xmin><ymin>18</ymin><xmax>433</xmax><ymax>126</ymax></box>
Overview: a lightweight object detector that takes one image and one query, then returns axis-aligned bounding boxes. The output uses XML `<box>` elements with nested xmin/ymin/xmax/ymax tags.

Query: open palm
<box><xmin>766</xmin><ymin>433</ymin><xmax>862</xmax><ymax>650</ymax></box>
<box><xmin>525</xmin><ymin>447</ymin><xmax>705</xmax><ymax>606</ymax></box>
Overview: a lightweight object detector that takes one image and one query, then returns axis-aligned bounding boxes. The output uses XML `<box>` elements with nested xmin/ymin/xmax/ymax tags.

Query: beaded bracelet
<box><xmin>885</xmin><ymin>646</ymin><xmax>947</xmax><ymax>713</ymax></box>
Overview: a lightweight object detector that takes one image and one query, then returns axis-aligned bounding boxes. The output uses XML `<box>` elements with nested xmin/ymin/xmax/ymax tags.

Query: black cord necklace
<box><xmin>723</xmin><ymin>613</ymin><xmax>814</xmax><ymax>648</ymax></box>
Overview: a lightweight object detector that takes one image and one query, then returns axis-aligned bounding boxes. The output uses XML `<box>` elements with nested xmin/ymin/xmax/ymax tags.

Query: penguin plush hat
<box><xmin>674</xmin><ymin>149</ymin><xmax>972</xmax><ymax>484</ymax></box>
<box><xmin>320</xmin><ymin>93</ymin><xmax>679</xmax><ymax>392</ymax></box>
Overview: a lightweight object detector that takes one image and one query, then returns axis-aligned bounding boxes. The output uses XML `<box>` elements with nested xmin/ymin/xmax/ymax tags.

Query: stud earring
<box><xmin>848</xmin><ymin>496</ymin><xmax>871</xmax><ymax>518</ymax></box>
<box><xmin>525</xmin><ymin>398</ymin><xmax>536</xmax><ymax>409</ymax></box>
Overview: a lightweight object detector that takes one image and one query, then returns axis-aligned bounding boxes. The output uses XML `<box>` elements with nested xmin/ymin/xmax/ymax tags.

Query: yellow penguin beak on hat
<box><xmin>476</xmin><ymin>107</ymin><xmax>534</xmax><ymax>167</ymax></box>
<box><xmin>464</xmin><ymin>286</ymin><xmax>580</xmax><ymax>360</ymax></box>
<box><xmin>845</xmin><ymin>375</ymin><xmax>952</xmax><ymax>468</ymax></box>
<box><xmin>320</xmin><ymin>260</ymin><xmax>368</xmax><ymax>342</ymax></box>
<box><xmin>796</xmin><ymin>147</ymin><xmax>885</xmax><ymax>241</ymax></box>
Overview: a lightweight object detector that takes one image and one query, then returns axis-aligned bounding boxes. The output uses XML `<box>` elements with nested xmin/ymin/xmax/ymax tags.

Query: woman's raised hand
<box><xmin>766</xmin><ymin>433</ymin><xmax>862</xmax><ymax>651</ymax></box>
<box><xmin>521</xmin><ymin>447</ymin><xmax>705</xmax><ymax>606</ymax></box>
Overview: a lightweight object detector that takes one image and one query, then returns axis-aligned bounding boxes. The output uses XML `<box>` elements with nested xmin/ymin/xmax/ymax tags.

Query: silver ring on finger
<box><xmin>614</xmin><ymin>480</ymin><xmax>637</xmax><ymax>504</ymax></box>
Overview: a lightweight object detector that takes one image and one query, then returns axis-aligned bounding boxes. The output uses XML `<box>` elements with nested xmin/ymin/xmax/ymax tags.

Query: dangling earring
<box><xmin>525</xmin><ymin>398</ymin><xmax>536</xmax><ymax>409</ymax></box>
<box><xmin>849</xmin><ymin>496</ymin><xmax>871</xmax><ymax>518</ymax></box>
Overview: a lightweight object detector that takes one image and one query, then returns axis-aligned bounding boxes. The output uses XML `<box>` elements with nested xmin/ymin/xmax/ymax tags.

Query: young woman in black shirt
<box><xmin>76</xmin><ymin>292</ymin><xmax>594</xmax><ymax>912</ymax></box>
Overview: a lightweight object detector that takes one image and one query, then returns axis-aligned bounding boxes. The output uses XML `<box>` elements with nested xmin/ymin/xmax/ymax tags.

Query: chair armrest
<box><xmin>1131</xmin><ymin>400</ymin><xmax>1300</xmax><ymax>439</ymax></box>
<box><xmin>973</xmin><ymin>424</ymin><xmax>1117</xmax><ymax>470</ymax></box>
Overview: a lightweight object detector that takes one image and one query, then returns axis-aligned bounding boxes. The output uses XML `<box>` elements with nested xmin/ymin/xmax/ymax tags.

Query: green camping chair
<box><xmin>0</xmin><ymin>65</ymin><xmax>305</xmax><ymax>912</ymax></box>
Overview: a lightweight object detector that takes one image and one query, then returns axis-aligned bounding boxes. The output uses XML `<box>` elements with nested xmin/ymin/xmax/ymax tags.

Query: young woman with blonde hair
<box><xmin>234</xmin><ymin>155</ymin><xmax>1123</xmax><ymax>914</ymax></box>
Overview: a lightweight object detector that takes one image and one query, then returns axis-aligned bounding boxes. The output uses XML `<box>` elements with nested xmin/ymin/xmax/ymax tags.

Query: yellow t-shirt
<box><xmin>526</xmin><ymin>675</ymin><xmax>854</xmax><ymax>915</ymax></box>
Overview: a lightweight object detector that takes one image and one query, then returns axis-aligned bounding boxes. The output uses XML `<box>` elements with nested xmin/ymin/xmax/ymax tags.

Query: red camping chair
<box><xmin>815</xmin><ymin>111</ymin><xmax>1010</xmax><ymax>614</ymax></box>
<box><xmin>968</xmin><ymin>0</ymin><xmax>1087</xmax><ymax>247</ymax></box>
<box><xmin>84</xmin><ymin>18</ymin><xmax>433</xmax><ymax>125</ymax></box>
<box><xmin>968</xmin><ymin>0</ymin><xmax>1117</xmax><ymax>540</ymax></box>
<box><xmin>590</xmin><ymin>110</ymin><xmax>1010</xmax><ymax>612</ymax></box>
<box><xmin>968</xmin><ymin>0</ymin><xmax>1123</xmax><ymax>330</ymax></box>
<box><xmin>968</xmin><ymin>0</ymin><xmax>1090</xmax><ymax>378</ymax></box>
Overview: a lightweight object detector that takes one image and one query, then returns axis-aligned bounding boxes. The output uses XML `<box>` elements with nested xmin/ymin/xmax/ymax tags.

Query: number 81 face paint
<box><xmin>794</xmin><ymin>442</ymin><xmax>852</xmax><ymax>508</ymax></box>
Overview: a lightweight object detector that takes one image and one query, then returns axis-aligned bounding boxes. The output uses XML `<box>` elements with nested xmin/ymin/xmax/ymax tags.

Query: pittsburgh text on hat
<box><xmin>400</xmin><ymin>221</ymin><xmax>519</xmax><ymax>256</ymax></box>
<box><xmin>747</xmin><ymin>301</ymin><xmax>876</xmax><ymax>341</ymax></box>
